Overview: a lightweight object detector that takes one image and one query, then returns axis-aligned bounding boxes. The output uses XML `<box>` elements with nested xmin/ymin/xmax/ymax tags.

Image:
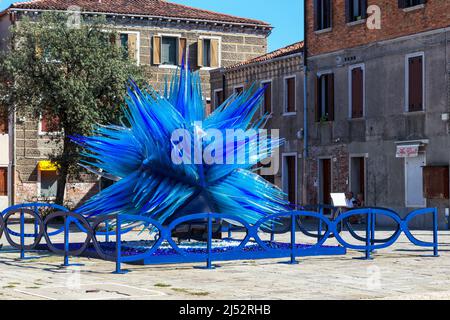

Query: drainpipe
<box><xmin>302</xmin><ymin>0</ymin><xmax>309</xmax><ymax>205</ymax></box>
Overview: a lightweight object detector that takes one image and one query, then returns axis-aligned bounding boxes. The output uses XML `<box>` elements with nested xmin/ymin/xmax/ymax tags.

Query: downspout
<box><xmin>302</xmin><ymin>0</ymin><xmax>309</xmax><ymax>205</ymax></box>
<box><xmin>9</xmin><ymin>11</ymin><xmax>16</xmax><ymax>206</ymax></box>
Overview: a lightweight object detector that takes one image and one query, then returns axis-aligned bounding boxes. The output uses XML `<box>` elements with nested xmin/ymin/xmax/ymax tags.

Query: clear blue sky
<box><xmin>0</xmin><ymin>0</ymin><xmax>304</xmax><ymax>52</ymax></box>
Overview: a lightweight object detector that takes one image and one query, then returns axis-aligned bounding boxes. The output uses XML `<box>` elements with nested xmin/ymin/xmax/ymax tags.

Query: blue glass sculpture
<box><xmin>71</xmin><ymin>65</ymin><xmax>289</xmax><ymax>226</ymax></box>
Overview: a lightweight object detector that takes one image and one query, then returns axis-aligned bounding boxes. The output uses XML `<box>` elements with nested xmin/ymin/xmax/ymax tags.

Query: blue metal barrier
<box><xmin>0</xmin><ymin>203</ymin><xmax>440</xmax><ymax>272</ymax></box>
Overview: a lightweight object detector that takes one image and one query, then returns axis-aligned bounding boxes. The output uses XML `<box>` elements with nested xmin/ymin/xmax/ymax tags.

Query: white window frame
<box><xmin>404</xmin><ymin>152</ymin><xmax>427</xmax><ymax>208</ymax></box>
<box><xmin>37</xmin><ymin>169</ymin><xmax>58</xmax><ymax>199</ymax></box>
<box><xmin>348</xmin><ymin>63</ymin><xmax>366</xmax><ymax>119</ymax></box>
<box><xmin>158</xmin><ymin>33</ymin><xmax>182</xmax><ymax>69</ymax></box>
<box><xmin>198</xmin><ymin>35</ymin><xmax>222</xmax><ymax>70</ymax></box>
<box><xmin>260</xmin><ymin>79</ymin><xmax>273</xmax><ymax>118</ymax></box>
<box><xmin>283</xmin><ymin>75</ymin><xmax>297</xmax><ymax>116</ymax></box>
<box><xmin>38</xmin><ymin>114</ymin><xmax>62</xmax><ymax>136</ymax></box>
<box><xmin>118</xmin><ymin>30</ymin><xmax>141</xmax><ymax>66</ymax></box>
<box><xmin>213</xmin><ymin>88</ymin><xmax>224</xmax><ymax>110</ymax></box>
<box><xmin>404</xmin><ymin>52</ymin><xmax>425</xmax><ymax>113</ymax></box>
<box><xmin>282</xmin><ymin>152</ymin><xmax>298</xmax><ymax>205</ymax></box>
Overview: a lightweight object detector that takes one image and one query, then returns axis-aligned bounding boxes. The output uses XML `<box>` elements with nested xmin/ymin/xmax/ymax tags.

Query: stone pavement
<box><xmin>0</xmin><ymin>230</ymin><xmax>449</xmax><ymax>300</ymax></box>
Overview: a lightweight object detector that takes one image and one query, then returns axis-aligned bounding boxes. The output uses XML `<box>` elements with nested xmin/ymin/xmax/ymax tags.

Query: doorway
<box><xmin>405</xmin><ymin>153</ymin><xmax>426</xmax><ymax>207</ymax></box>
<box><xmin>319</xmin><ymin>158</ymin><xmax>332</xmax><ymax>205</ymax></box>
<box><xmin>350</xmin><ymin>156</ymin><xmax>366</xmax><ymax>199</ymax></box>
<box><xmin>282</xmin><ymin>154</ymin><xmax>297</xmax><ymax>205</ymax></box>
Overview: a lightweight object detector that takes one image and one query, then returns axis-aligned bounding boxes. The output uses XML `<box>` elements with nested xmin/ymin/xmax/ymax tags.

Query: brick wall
<box><xmin>306</xmin><ymin>0</ymin><xmax>450</xmax><ymax>56</ymax></box>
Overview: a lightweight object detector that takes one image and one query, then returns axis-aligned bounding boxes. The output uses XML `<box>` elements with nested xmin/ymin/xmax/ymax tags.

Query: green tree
<box><xmin>0</xmin><ymin>12</ymin><xmax>144</xmax><ymax>206</ymax></box>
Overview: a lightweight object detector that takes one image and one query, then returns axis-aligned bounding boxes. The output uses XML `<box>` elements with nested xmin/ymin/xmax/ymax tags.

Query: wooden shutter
<box><xmin>351</xmin><ymin>67</ymin><xmax>364</xmax><ymax>118</ymax></box>
<box><xmin>153</xmin><ymin>35</ymin><xmax>161</xmax><ymax>65</ymax></box>
<box><xmin>0</xmin><ymin>167</ymin><xmax>7</xmax><ymax>196</ymax></box>
<box><xmin>127</xmin><ymin>33</ymin><xmax>137</xmax><ymax>61</ymax></box>
<box><xmin>287</xmin><ymin>156</ymin><xmax>296</xmax><ymax>204</ymax></box>
<box><xmin>423</xmin><ymin>166</ymin><xmax>449</xmax><ymax>199</ymax></box>
<box><xmin>287</xmin><ymin>78</ymin><xmax>295</xmax><ymax>112</ymax></box>
<box><xmin>197</xmin><ymin>39</ymin><xmax>203</xmax><ymax>67</ymax></box>
<box><xmin>178</xmin><ymin>37</ymin><xmax>187</xmax><ymax>65</ymax></box>
<box><xmin>315</xmin><ymin>76</ymin><xmax>321</xmax><ymax>122</ymax></box>
<box><xmin>0</xmin><ymin>110</ymin><xmax>8</xmax><ymax>134</ymax></box>
<box><xmin>327</xmin><ymin>73</ymin><xmax>335</xmax><ymax>121</ymax></box>
<box><xmin>210</xmin><ymin>39</ymin><xmax>219</xmax><ymax>68</ymax></box>
<box><xmin>408</xmin><ymin>56</ymin><xmax>423</xmax><ymax>112</ymax></box>
<box><xmin>264</xmin><ymin>82</ymin><xmax>272</xmax><ymax>114</ymax></box>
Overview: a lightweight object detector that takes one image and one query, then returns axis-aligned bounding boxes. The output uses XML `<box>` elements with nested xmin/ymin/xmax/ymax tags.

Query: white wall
<box><xmin>0</xmin><ymin>132</ymin><xmax>9</xmax><ymax>211</ymax></box>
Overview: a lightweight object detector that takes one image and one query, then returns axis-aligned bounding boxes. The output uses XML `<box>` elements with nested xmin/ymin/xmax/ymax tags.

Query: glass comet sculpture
<box><xmin>71</xmin><ymin>65</ymin><xmax>289</xmax><ymax>226</ymax></box>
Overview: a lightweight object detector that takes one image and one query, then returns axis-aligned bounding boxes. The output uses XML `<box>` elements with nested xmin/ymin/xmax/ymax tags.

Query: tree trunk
<box><xmin>55</xmin><ymin>135</ymin><xmax>70</xmax><ymax>206</ymax></box>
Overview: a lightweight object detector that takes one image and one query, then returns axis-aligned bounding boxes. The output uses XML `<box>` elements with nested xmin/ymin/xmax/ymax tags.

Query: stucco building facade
<box><xmin>304</xmin><ymin>0</ymin><xmax>450</xmax><ymax>228</ymax></box>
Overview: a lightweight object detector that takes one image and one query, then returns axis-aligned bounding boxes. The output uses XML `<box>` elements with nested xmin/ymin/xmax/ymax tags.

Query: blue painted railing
<box><xmin>0</xmin><ymin>203</ymin><xmax>439</xmax><ymax>273</ymax></box>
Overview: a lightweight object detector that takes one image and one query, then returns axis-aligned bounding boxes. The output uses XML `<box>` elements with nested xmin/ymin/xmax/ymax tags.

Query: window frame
<box><xmin>314</xmin><ymin>0</ymin><xmax>333</xmax><ymax>32</ymax></box>
<box><xmin>38</xmin><ymin>114</ymin><xmax>62</xmax><ymax>136</ymax></box>
<box><xmin>316</xmin><ymin>70</ymin><xmax>335</xmax><ymax>122</ymax></box>
<box><xmin>38</xmin><ymin>169</ymin><xmax>59</xmax><ymax>199</ymax></box>
<box><xmin>117</xmin><ymin>30</ymin><xmax>141</xmax><ymax>66</ymax></box>
<box><xmin>198</xmin><ymin>35</ymin><xmax>222</xmax><ymax>70</ymax></box>
<box><xmin>283</xmin><ymin>75</ymin><xmax>297</xmax><ymax>116</ymax></box>
<box><xmin>157</xmin><ymin>33</ymin><xmax>182</xmax><ymax>69</ymax></box>
<box><xmin>348</xmin><ymin>63</ymin><xmax>366</xmax><ymax>119</ymax></box>
<box><xmin>404</xmin><ymin>52</ymin><xmax>425</xmax><ymax>113</ymax></box>
<box><xmin>346</xmin><ymin>0</ymin><xmax>367</xmax><ymax>23</ymax></box>
<box><xmin>260</xmin><ymin>79</ymin><xmax>273</xmax><ymax>118</ymax></box>
<box><xmin>213</xmin><ymin>88</ymin><xmax>224</xmax><ymax>111</ymax></box>
<box><xmin>233</xmin><ymin>85</ymin><xmax>244</xmax><ymax>95</ymax></box>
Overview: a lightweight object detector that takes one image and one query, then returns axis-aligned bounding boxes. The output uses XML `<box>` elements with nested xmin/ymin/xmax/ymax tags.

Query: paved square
<box><xmin>0</xmin><ymin>230</ymin><xmax>449</xmax><ymax>300</ymax></box>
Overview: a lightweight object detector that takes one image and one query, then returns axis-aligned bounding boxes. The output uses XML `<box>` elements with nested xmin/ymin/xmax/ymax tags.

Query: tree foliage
<box><xmin>0</xmin><ymin>12</ymin><xmax>144</xmax><ymax>205</ymax></box>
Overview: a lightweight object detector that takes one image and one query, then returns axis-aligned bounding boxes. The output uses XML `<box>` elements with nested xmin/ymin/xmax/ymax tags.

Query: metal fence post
<box><xmin>105</xmin><ymin>220</ymin><xmax>110</xmax><ymax>242</ymax></box>
<box><xmin>289</xmin><ymin>213</ymin><xmax>298</xmax><ymax>265</ymax></box>
<box><xmin>63</xmin><ymin>216</ymin><xmax>70</xmax><ymax>266</ymax></box>
<box><xmin>114</xmin><ymin>215</ymin><xmax>122</xmax><ymax>273</ymax></box>
<box><xmin>206</xmin><ymin>214</ymin><xmax>213</xmax><ymax>269</ymax></box>
<box><xmin>365</xmin><ymin>209</ymin><xmax>373</xmax><ymax>260</ymax></box>
<box><xmin>433</xmin><ymin>208</ymin><xmax>439</xmax><ymax>257</ymax></box>
<box><xmin>371</xmin><ymin>211</ymin><xmax>376</xmax><ymax>253</ymax></box>
<box><xmin>318</xmin><ymin>207</ymin><xmax>324</xmax><ymax>243</ymax></box>
<box><xmin>20</xmin><ymin>209</ymin><xmax>25</xmax><ymax>259</ymax></box>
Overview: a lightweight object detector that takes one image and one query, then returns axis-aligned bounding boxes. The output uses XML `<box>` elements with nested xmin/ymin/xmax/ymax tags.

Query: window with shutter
<box><xmin>178</xmin><ymin>37</ymin><xmax>187</xmax><ymax>65</ymax></box>
<box><xmin>40</xmin><ymin>114</ymin><xmax>60</xmax><ymax>134</ymax></box>
<box><xmin>262</xmin><ymin>81</ymin><xmax>272</xmax><ymax>115</ymax></box>
<box><xmin>0</xmin><ymin>167</ymin><xmax>7</xmax><ymax>196</ymax></box>
<box><xmin>285</xmin><ymin>77</ymin><xmax>296</xmax><ymax>114</ymax></box>
<box><xmin>407</xmin><ymin>55</ymin><xmax>424</xmax><ymax>112</ymax></box>
<box><xmin>400</xmin><ymin>0</ymin><xmax>426</xmax><ymax>8</ymax></box>
<box><xmin>153</xmin><ymin>36</ymin><xmax>161</xmax><ymax>65</ymax></box>
<box><xmin>346</xmin><ymin>0</ymin><xmax>367</xmax><ymax>22</ymax></box>
<box><xmin>214</xmin><ymin>89</ymin><xmax>224</xmax><ymax>111</ymax></box>
<box><xmin>315</xmin><ymin>0</ymin><xmax>332</xmax><ymax>30</ymax></box>
<box><xmin>423</xmin><ymin>166</ymin><xmax>449</xmax><ymax>199</ymax></box>
<box><xmin>351</xmin><ymin>66</ymin><xmax>364</xmax><ymax>118</ymax></box>
<box><xmin>316</xmin><ymin>73</ymin><xmax>335</xmax><ymax>121</ymax></box>
<box><xmin>40</xmin><ymin>170</ymin><xmax>58</xmax><ymax>198</ymax></box>
<box><xmin>161</xmin><ymin>36</ymin><xmax>178</xmax><ymax>66</ymax></box>
<box><xmin>127</xmin><ymin>33</ymin><xmax>138</xmax><ymax>63</ymax></box>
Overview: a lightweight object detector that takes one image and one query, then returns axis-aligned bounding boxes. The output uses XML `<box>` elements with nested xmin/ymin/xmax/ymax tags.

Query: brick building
<box><xmin>211</xmin><ymin>0</ymin><xmax>450</xmax><ymax>229</ymax></box>
<box><xmin>0</xmin><ymin>0</ymin><xmax>271</xmax><ymax>209</ymax></box>
<box><xmin>210</xmin><ymin>42</ymin><xmax>305</xmax><ymax>204</ymax></box>
<box><xmin>304</xmin><ymin>0</ymin><xmax>450</xmax><ymax>228</ymax></box>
